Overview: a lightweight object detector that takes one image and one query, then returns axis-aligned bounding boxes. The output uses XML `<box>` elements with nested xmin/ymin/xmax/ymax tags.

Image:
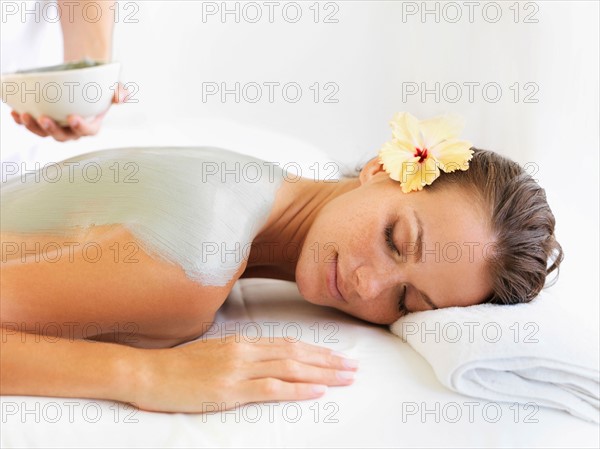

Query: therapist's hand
<box><xmin>10</xmin><ymin>83</ymin><xmax>129</xmax><ymax>142</ymax></box>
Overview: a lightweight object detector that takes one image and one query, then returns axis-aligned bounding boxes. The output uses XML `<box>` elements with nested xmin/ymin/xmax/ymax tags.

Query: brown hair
<box><xmin>428</xmin><ymin>148</ymin><xmax>564</xmax><ymax>305</ymax></box>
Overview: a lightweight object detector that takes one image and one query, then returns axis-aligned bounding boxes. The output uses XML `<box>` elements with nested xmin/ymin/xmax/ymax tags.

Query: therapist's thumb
<box><xmin>113</xmin><ymin>83</ymin><xmax>130</xmax><ymax>104</ymax></box>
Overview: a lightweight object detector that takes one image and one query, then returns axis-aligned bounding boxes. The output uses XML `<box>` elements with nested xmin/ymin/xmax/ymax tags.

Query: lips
<box><xmin>327</xmin><ymin>253</ymin><xmax>347</xmax><ymax>303</ymax></box>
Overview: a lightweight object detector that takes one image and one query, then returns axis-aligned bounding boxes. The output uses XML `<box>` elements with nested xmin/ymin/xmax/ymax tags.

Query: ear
<box><xmin>359</xmin><ymin>156</ymin><xmax>387</xmax><ymax>185</ymax></box>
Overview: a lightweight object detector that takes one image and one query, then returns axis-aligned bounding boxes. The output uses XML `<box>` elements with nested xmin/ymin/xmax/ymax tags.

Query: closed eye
<box><xmin>398</xmin><ymin>284</ymin><xmax>408</xmax><ymax>313</ymax></box>
<box><xmin>386</xmin><ymin>224</ymin><xmax>411</xmax><ymax>314</ymax></box>
<box><xmin>385</xmin><ymin>223</ymin><xmax>400</xmax><ymax>255</ymax></box>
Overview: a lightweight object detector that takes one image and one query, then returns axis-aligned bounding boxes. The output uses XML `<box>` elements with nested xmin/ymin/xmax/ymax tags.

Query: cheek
<box><xmin>295</xmin><ymin>238</ymin><xmax>326</xmax><ymax>303</ymax></box>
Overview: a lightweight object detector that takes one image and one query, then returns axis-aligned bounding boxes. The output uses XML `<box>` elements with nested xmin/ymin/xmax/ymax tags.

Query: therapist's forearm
<box><xmin>59</xmin><ymin>0</ymin><xmax>115</xmax><ymax>62</ymax></box>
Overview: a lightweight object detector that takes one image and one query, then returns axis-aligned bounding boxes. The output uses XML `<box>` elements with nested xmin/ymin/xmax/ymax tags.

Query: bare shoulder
<box><xmin>1</xmin><ymin>224</ymin><xmax>246</xmax><ymax>348</ymax></box>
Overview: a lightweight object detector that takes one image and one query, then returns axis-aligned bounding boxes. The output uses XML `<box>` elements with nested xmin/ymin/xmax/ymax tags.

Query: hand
<box><xmin>10</xmin><ymin>83</ymin><xmax>129</xmax><ymax>142</ymax></box>
<box><xmin>128</xmin><ymin>336</ymin><xmax>359</xmax><ymax>413</ymax></box>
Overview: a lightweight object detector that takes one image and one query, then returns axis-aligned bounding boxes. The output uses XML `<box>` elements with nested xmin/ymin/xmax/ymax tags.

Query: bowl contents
<box><xmin>15</xmin><ymin>58</ymin><xmax>104</xmax><ymax>75</ymax></box>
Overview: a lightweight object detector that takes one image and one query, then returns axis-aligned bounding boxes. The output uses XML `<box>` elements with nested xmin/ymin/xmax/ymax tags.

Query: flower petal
<box><xmin>378</xmin><ymin>140</ymin><xmax>417</xmax><ymax>182</ymax></box>
<box><xmin>430</xmin><ymin>139</ymin><xmax>474</xmax><ymax>172</ymax></box>
<box><xmin>401</xmin><ymin>157</ymin><xmax>441</xmax><ymax>193</ymax></box>
<box><xmin>420</xmin><ymin>114</ymin><xmax>465</xmax><ymax>148</ymax></box>
<box><xmin>389</xmin><ymin>112</ymin><xmax>422</xmax><ymax>147</ymax></box>
<box><xmin>401</xmin><ymin>175</ymin><xmax>424</xmax><ymax>193</ymax></box>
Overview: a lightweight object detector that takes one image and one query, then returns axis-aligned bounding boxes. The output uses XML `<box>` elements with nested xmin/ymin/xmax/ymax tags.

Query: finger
<box><xmin>249</xmin><ymin>359</ymin><xmax>355</xmax><ymax>386</ymax></box>
<box><xmin>38</xmin><ymin>116</ymin><xmax>76</xmax><ymax>142</ymax></box>
<box><xmin>248</xmin><ymin>338</ymin><xmax>359</xmax><ymax>371</ymax></box>
<box><xmin>116</xmin><ymin>83</ymin><xmax>129</xmax><ymax>103</ymax></box>
<box><xmin>253</xmin><ymin>337</ymin><xmax>334</xmax><ymax>354</ymax></box>
<box><xmin>67</xmin><ymin>114</ymin><xmax>102</xmax><ymax>137</ymax></box>
<box><xmin>11</xmin><ymin>110</ymin><xmax>23</xmax><ymax>125</ymax></box>
<box><xmin>22</xmin><ymin>113</ymin><xmax>49</xmax><ymax>137</ymax></box>
<box><xmin>241</xmin><ymin>378</ymin><xmax>329</xmax><ymax>405</ymax></box>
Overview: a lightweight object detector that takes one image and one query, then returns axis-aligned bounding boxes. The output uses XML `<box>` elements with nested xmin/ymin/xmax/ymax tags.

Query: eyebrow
<box><xmin>412</xmin><ymin>210</ymin><xmax>439</xmax><ymax>310</ymax></box>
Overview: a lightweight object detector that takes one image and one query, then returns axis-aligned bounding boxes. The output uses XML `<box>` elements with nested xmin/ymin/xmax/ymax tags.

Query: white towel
<box><xmin>390</xmin><ymin>291</ymin><xmax>600</xmax><ymax>423</ymax></box>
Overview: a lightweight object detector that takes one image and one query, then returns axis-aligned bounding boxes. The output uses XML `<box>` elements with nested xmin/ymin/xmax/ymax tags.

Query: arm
<box><xmin>60</xmin><ymin>0</ymin><xmax>115</xmax><ymax>62</ymax></box>
<box><xmin>1</xmin><ymin>326</ymin><xmax>357</xmax><ymax>413</ymax></box>
<box><xmin>12</xmin><ymin>1</ymin><xmax>126</xmax><ymax>141</ymax></box>
<box><xmin>0</xmin><ymin>326</ymin><xmax>141</xmax><ymax>404</ymax></box>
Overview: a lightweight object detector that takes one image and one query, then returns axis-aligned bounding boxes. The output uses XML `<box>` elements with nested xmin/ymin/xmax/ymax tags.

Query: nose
<box><xmin>352</xmin><ymin>264</ymin><xmax>392</xmax><ymax>301</ymax></box>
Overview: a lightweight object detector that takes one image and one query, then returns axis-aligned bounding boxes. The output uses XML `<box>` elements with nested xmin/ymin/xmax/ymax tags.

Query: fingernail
<box><xmin>69</xmin><ymin>117</ymin><xmax>80</xmax><ymax>128</ymax></box>
<box><xmin>312</xmin><ymin>385</ymin><xmax>328</xmax><ymax>395</ymax></box>
<box><xmin>341</xmin><ymin>358</ymin><xmax>360</xmax><ymax>369</ymax></box>
<box><xmin>332</xmin><ymin>351</ymin><xmax>359</xmax><ymax>369</ymax></box>
<box><xmin>40</xmin><ymin>119</ymin><xmax>51</xmax><ymax>129</ymax></box>
<box><xmin>337</xmin><ymin>371</ymin><xmax>355</xmax><ymax>380</ymax></box>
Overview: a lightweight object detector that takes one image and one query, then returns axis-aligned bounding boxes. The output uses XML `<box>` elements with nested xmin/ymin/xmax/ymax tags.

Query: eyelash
<box><xmin>385</xmin><ymin>224</ymin><xmax>408</xmax><ymax>313</ymax></box>
<box><xmin>398</xmin><ymin>285</ymin><xmax>408</xmax><ymax>314</ymax></box>
<box><xmin>384</xmin><ymin>224</ymin><xmax>400</xmax><ymax>255</ymax></box>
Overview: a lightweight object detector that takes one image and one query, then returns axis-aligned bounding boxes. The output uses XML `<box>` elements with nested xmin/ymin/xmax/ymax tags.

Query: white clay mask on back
<box><xmin>1</xmin><ymin>147</ymin><xmax>284</xmax><ymax>286</ymax></box>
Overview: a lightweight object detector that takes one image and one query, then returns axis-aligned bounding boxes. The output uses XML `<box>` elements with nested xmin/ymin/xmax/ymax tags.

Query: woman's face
<box><xmin>295</xmin><ymin>158</ymin><xmax>495</xmax><ymax>325</ymax></box>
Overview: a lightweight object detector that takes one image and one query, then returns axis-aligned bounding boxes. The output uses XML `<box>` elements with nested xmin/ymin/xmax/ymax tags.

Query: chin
<box><xmin>294</xmin><ymin>267</ymin><xmax>311</xmax><ymax>300</ymax></box>
<box><xmin>297</xmin><ymin>285</ymin><xmax>320</xmax><ymax>305</ymax></box>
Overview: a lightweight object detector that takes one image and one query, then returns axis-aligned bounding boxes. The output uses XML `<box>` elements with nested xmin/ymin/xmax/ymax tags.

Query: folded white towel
<box><xmin>390</xmin><ymin>291</ymin><xmax>600</xmax><ymax>423</ymax></box>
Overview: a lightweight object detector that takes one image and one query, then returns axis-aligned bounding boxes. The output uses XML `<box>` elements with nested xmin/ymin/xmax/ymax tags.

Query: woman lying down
<box><xmin>0</xmin><ymin>112</ymin><xmax>563</xmax><ymax>413</ymax></box>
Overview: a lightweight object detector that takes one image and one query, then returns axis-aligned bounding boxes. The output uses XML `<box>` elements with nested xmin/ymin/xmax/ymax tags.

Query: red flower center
<box><xmin>415</xmin><ymin>147</ymin><xmax>428</xmax><ymax>163</ymax></box>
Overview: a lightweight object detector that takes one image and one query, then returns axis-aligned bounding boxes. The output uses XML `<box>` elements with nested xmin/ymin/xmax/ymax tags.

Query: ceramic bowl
<box><xmin>1</xmin><ymin>60</ymin><xmax>121</xmax><ymax>126</ymax></box>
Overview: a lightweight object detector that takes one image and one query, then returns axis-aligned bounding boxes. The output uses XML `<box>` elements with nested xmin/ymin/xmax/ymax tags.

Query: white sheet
<box><xmin>1</xmin><ymin>278</ymin><xmax>598</xmax><ymax>448</ymax></box>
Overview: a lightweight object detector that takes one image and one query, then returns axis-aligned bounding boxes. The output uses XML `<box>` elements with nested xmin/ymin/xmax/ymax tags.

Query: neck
<box><xmin>241</xmin><ymin>176</ymin><xmax>360</xmax><ymax>282</ymax></box>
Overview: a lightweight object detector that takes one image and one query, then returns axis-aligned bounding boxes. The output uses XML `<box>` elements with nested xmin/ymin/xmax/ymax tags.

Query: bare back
<box><xmin>1</xmin><ymin>147</ymin><xmax>283</xmax><ymax>348</ymax></box>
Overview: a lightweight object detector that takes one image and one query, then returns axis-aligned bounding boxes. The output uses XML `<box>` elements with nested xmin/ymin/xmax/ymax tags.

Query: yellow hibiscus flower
<box><xmin>378</xmin><ymin>112</ymin><xmax>474</xmax><ymax>193</ymax></box>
